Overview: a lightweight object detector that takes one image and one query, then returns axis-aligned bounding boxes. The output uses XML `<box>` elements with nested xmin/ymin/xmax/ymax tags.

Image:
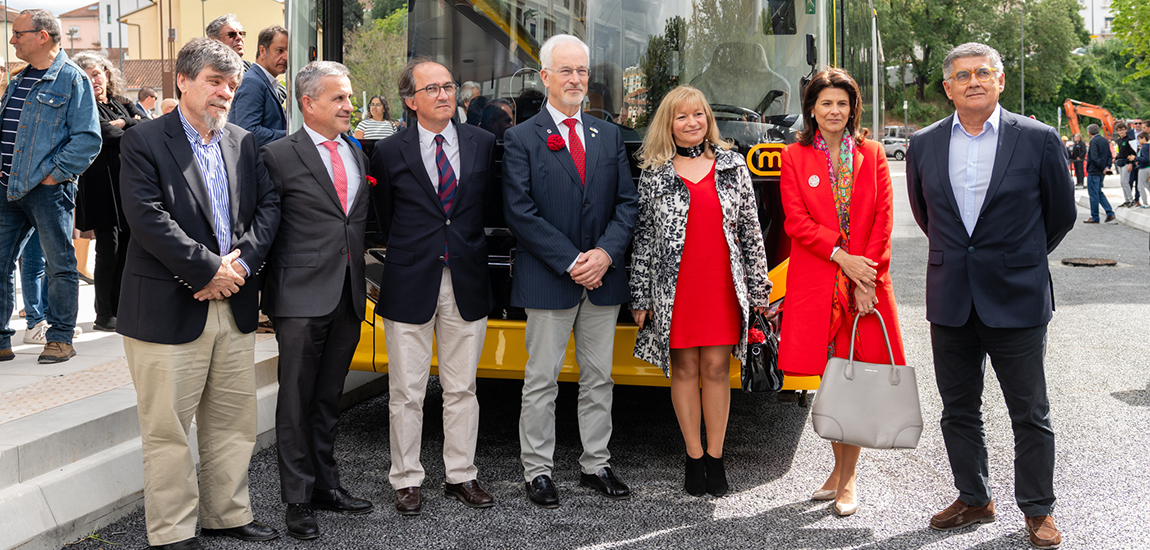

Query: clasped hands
<box><xmin>570</xmin><ymin>248</ymin><xmax>610</xmax><ymax>290</ymax></box>
<box><xmin>833</xmin><ymin>248</ymin><xmax>879</xmax><ymax>315</ymax></box>
<box><xmin>193</xmin><ymin>250</ymin><xmax>247</xmax><ymax>301</ymax></box>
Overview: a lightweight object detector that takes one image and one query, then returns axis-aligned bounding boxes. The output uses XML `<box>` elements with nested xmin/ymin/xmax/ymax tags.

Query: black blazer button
<box><xmin>341</xmin><ymin>247</ymin><xmax>348</xmax><ymax>255</ymax></box>
<box><xmin>968</xmin><ymin>246</ymin><xmax>975</xmax><ymax>253</ymax></box>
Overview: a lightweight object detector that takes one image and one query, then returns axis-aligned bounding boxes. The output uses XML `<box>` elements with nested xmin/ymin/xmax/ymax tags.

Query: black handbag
<box><xmin>742</xmin><ymin>311</ymin><xmax>784</xmax><ymax>393</ymax></box>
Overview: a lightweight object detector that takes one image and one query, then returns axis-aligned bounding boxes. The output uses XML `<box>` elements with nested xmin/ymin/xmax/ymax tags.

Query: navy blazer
<box><xmin>369</xmin><ymin>122</ymin><xmax>495</xmax><ymax>324</ymax></box>
<box><xmin>229</xmin><ymin>64</ymin><xmax>287</xmax><ymax>147</ymax></box>
<box><xmin>117</xmin><ymin>112</ymin><xmax>281</xmax><ymax>344</ymax></box>
<box><xmin>906</xmin><ymin>108</ymin><xmax>1076</xmax><ymax>328</ymax></box>
<box><xmin>502</xmin><ymin>110</ymin><xmax>638</xmax><ymax>310</ymax></box>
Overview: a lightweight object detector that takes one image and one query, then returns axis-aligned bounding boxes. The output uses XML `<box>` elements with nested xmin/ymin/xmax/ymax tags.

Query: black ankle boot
<box><xmin>684</xmin><ymin>455</ymin><xmax>706</xmax><ymax>496</ymax></box>
<box><xmin>704</xmin><ymin>453</ymin><xmax>728</xmax><ymax>496</ymax></box>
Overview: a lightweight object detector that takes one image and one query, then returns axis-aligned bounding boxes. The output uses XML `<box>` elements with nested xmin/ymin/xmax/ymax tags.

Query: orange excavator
<box><xmin>1064</xmin><ymin>99</ymin><xmax>1117</xmax><ymax>139</ymax></box>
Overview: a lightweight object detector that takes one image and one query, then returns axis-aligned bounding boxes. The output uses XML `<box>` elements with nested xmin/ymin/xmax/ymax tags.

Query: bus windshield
<box><xmin>409</xmin><ymin>0</ymin><xmax>820</xmax><ymax>144</ymax></box>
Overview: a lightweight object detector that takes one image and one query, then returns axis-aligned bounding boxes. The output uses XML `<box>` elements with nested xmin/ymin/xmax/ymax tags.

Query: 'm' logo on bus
<box><xmin>746</xmin><ymin>143</ymin><xmax>785</xmax><ymax>177</ymax></box>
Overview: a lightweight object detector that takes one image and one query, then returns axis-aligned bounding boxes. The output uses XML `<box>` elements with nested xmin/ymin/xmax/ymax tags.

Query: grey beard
<box><xmin>204</xmin><ymin>110</ymin><xmax>227</xmax><ymax>132</ymax></box>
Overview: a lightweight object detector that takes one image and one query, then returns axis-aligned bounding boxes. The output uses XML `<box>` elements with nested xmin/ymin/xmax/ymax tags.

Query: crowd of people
<box><xmin>1067</xmin><ymin>117</ymin><xmax>1150</xmax><ymax>223</ymax></box>
<box><xmin>0</xmin><ymin>9</ymin><xmax>1073</xmax><ymax>549</ymax></box>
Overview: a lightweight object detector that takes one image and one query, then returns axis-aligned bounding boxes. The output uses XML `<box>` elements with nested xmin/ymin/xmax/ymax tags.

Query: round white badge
<box><xmin>808</xmin><ymin>175</ymin><xmax>820</xmax><ymax>187</ymax></box>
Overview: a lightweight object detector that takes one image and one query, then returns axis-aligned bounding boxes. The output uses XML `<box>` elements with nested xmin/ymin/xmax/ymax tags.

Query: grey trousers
<box><xmin>519</xmin><ymin>292</ymin><xmax>620</xmax><ymax>481</ymax></box>
<box><xmin>930</xmin><ymin>306</ymin><xmax>1055</xmax><ymax>517</ymax></box>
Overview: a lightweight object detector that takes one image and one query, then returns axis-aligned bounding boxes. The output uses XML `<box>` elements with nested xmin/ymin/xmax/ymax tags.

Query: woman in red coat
<box><xmin>778</xmin><ymin>68</ymin><xmax>906</xmax><ymax>517</ymax></box>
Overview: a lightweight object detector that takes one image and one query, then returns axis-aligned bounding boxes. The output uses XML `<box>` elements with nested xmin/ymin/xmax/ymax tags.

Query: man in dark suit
<box><xmin>502</xmin><ymin>34</ymin><xmax>638</xmax><ymax>508</ymax></box>
<box><xmin>118</xmin><ymin>38</ymin><xmax>281</xmax><ymax>550</ymax></box>
<box><xmin>369</xmin><ymin>58</ymin><xmax>497</xmax><ymax>516</ymax></box>
<box><xmin>260</xmin><ymin>60</ymin><xmax>374</xmax><ymax>540</ymax></box>
<box><xmin>1084</xmin><ymin>123</ymin><xmax>1114</xmax><ymax>223</ymax></box>
<box><xmin>229</xmin><ymin>25</ymin><xmax>288</xmax><ymax>146</ymax></box>
<box><xmin>906</xmin><ymin>42</ymin><xmax>1076</xmax><ymax>549</ymax></box>
<box><xmin>135</xmin><ymin>87</ymin><xmax>157</xmax><ymax>119</ymax></box>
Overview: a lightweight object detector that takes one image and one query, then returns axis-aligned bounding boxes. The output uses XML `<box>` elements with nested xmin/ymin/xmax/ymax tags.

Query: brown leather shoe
<box><xmin>1106</xmin><ymin>214</ymin><xmax>1117</xmax><ymax>223</ymax></box>
<box><xmin>394</xmin><ymin>487</ymin><xmax>421</xmax><ymax>516</ymax></box>
<box><xmin>0</xmin><ymin>348</ymin><xmax>13</xmax><ymax>362</ymax></box>
<box><xmin>444</xmin><ymin>479</ymin><xmax>495</xmax><ymax>508</ymax></box>
<box><xmin>1026</xmin><ymin>515</ymin><xmax>1062</xmax><ymax>549</ymax></box>
<box><xmin>38</xmin><ymin>341</ymin><xmax>75</xmax><ymax>364</ymax></box>
<box><xmin>929</xmin><ymin>499</ymin><xmax>996</xmax><ymax>530</ymax></box>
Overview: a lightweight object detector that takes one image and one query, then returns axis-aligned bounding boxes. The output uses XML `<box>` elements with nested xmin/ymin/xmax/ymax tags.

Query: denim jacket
<box><xmin>0</xmin><ymin>50</ymin><xmax>101</xmax><ymax>201</ymax></box>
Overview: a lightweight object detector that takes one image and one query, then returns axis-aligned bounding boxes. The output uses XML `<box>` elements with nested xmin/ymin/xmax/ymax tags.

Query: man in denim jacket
<box><xmin>0</xmin><ymin>9</ymin><xmax>100</xmax><ymax>363</ymax></box>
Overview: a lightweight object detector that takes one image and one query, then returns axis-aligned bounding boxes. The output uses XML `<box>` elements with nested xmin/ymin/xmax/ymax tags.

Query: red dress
<box><xmin>669</xmin><ymin>164</ymin><xmax>742</xmax><ymax>348</ymax></box>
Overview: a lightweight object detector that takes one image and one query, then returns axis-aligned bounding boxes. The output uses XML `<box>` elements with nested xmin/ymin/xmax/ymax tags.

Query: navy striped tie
<box><xmin>435</xmin><ymin>134</ymin><xmax>456</xmax><ymax>266</ymax></box>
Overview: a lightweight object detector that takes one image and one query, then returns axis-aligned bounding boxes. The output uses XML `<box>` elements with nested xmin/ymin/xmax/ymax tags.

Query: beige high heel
<box><xmin>811</xmin><ymin>488</ymin><xmax>837</xmax><ymax>501</ymax></box>
<box><xmin>832</xmin><ymin>500</ymin><xmax>858</xmax><ymax>516</ymax></box>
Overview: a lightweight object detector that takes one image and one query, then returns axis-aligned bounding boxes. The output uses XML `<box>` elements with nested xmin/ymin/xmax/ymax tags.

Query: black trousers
<box><xmin>273</xmin><ymin>269</ymin><xmax>362</xmax><ymax>503</ymax></box>
<box><xmin>930</xmin><ymin>305</ymin><xmax>1055</xmax><ymax>517</ymax></box>
<box><xmin>1071</xmin><ymin>160</ymin><xmax>1085</xmax><ymax>187</ymax></box>
<box><xmin>93</xmin><ymin>226</ymin><xmax>128</xmax><ymax>319</ymax></box>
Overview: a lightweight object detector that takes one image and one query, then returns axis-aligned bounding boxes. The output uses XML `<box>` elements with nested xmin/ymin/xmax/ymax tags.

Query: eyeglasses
<box><xmin>948</xmin><ymin>67</ymin><xmax>997</xmax><ymax>85</ymax></box>
<box><xmin>415</xmin><ymin>83</ymin><xmax>457</xmax><ymax>97</ymax></box>
<box><xmin>11</xmin><ymin>29</ymin><xmax>40</xmax><ymax>38</ymax></box>
<box><xmin>224</xmin><ymin>31</ymin><xmax>246</xmax><ymax>40</ymax></box>
<box><xmin>550</xmin><ymin>67</ymin><xmax>589</xmax><ymax>79</ymax></box>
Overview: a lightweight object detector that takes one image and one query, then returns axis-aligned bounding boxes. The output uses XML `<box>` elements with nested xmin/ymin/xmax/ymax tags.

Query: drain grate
<box><xmin>1061</xmin><ymin>257</ymin><xmax>1117</xmax><ymax>267</ymax></box>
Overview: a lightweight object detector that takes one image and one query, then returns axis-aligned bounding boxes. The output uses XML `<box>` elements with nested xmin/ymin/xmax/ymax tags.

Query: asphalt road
<box><xmin>70</xmin><ymin>161</ymin><xmax>1150</xmax><ymax>549</ymax></box>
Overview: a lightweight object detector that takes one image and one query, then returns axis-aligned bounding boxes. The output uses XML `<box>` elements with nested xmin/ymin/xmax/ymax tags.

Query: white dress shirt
<box><xmin>948</xmin><ymin>103</ymin><xmax>1001</xmax><ymax>236</ymax></box>
<box><xmin>416</xmin><ymin>120</ymin><xmax>460</xmax><ymax>193</ymax></box>
<box><xmin>303</xmin><ymin>124</ymin><xmax>362</xmax><ymax>211</ymax></box>
<box><xmin>545</xmin><ymin>100</ymin><xmax>585</xmax><ymax>152</ymax></box>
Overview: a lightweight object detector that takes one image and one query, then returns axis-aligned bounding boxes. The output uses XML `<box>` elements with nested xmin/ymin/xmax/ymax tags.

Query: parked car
<box><xmin>883</xmin><ymin>137</ymin><xmax>908</xmax><ymax>160</ymax></box>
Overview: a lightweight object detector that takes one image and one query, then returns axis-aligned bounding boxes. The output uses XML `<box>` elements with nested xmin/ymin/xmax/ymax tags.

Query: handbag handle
<box><xmin>843</xmin><ymin>310</ymin><xmax>902</xmax><ymax>385</ymax></box>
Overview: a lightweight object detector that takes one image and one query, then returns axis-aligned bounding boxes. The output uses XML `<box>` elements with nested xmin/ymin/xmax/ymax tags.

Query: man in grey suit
<box><xmin>502</xmin><ymin>34</ymin><xmax>638</xmax><ymax>508</ymax></box>
<box><xmin>906</xmin><ymin>43</ymin><xmax>1076</xmax><ymax>549</ymax></box>
<box><xmin>260</xmin><ymin>61</ymin><xmax>374</xmax><ymax>540</ymax></box>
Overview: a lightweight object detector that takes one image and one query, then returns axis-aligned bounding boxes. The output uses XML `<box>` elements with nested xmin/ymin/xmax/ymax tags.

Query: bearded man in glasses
<box><xmin>906</xmin><ymin>42</ymin><xmax>1075</xmax><ymax>549</ymax></box>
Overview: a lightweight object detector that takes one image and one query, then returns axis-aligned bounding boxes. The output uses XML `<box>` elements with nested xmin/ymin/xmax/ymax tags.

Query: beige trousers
<box><xmin>519</xmin><ymin>291</ymin><xmax>620</xmax><ymax>481</ymax></box>
<box><xmin>124</xmin><ymin>300</ymin><xmax>256</xmax><ymax>546</ymax></box>
<box><xmin>383</xmin><ymin>267</ymin><xmax>486</xmax><ymax>489</ymax></box>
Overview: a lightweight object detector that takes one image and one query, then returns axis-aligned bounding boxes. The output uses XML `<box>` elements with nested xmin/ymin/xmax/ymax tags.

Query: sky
<box><xmin>1</xmin><ymin>0</ymin><xmax>92</xmax><ymax>15</ymax></box>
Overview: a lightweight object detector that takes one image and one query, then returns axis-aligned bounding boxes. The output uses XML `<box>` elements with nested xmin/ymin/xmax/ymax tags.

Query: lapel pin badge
<box><xmin>589</xmin><ymin>127</ymin><xmax>599</xmax><ymax>137</ymax></box>
<box><xmin>546</xmin><ymin>128</ymin><xmax>552</xmax><ymax>134</ymax></box>
<box><xmin>808</xmin><ymin>175</ymin><xmax>820</xmax><ymax>187</ymax></box>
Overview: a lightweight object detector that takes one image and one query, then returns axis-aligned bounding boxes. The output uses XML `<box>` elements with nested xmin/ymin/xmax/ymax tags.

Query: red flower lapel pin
<box><xmin>366</xmin><ymin>175</ymin><xmax>377</xmax><ymax>187</ymax></box>
<box><xmin>547</xmin><ymin>134</ymin><xmax>565</xmax><ymax>151</ymax></box>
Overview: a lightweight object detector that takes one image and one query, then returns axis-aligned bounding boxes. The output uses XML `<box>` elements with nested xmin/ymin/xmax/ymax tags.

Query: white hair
<box><xmin>539</xmin><ymin>34</ymin><xmax>589</xmax><ymax>70</ymax></box>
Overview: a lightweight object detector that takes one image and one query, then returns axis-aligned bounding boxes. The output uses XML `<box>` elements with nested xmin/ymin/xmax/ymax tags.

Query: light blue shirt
<box><xmin>948</xmin><ymin>103</ymin><xmax>1002</xmax><ymax>236</ymax></box>
<box><xmin>178</xmin><ymin>107</ymin><xmax>250</xmax><ymax>276</ymax></box>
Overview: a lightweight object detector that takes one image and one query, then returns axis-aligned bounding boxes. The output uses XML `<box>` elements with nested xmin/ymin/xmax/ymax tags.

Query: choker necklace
<box><xmin>675</xmin><ymin>141</ymin><xmax>708</xmax><ymax>158</ymax></box>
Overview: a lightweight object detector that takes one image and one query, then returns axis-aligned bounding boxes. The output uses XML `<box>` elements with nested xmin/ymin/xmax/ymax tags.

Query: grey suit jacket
<box><xmin>260</xmin><ymin>128</ymin><xmax>369</xmax><ymax>319</ymax></box>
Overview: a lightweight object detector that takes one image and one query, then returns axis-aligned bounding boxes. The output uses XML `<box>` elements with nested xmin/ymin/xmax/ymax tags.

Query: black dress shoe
<box><xmin>312</xmin><ymin>487</ymin><xmax>374</xmax><ymax>515</ymax></box>
<box><xmin>285</xmin><ymin>504</ymin><xmax>320</xmax><ymax>540</ymax></box>
<box><xmin>525</xmin><ymin>474</ymin><xmax>559</xmax><ymax>508</ymax></box>
<box><xmin>579</xmin><ymin>467</ymin><xmax>631</xmax><ymax>500</ymax></box>
<box><xmin>93</xmin><ymin>316</ymin><xmax>116</xmax><ymax>331</ymax></box>
<box><xmin>151</xmin><ymin>538</ymin><xmax>202</xmax><ymax>550</ymax></box>
<box><xmin>200</xmin><ymin>521</ymin><xmax>279</xmax><ymax>542</ymax></box>
<box><xmin>704</xmin><ymin>453</ymin><xmax>729</xmax><ymax>497</ymax></box>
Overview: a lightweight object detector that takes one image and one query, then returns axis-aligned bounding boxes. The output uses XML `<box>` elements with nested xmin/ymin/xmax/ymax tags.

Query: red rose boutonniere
<box><xmin>547</xmin><ymin>134</ymin><xmax>566</xmax><ymax>151</ymax></box>
<box><xmin>747</xmin><ymin>328</ymin><xmax>766</xmax><ymax>344</ymax></box>
<box><xmin>366</xmin><ymin>175</ymin><xmax>377</xmax><ymax>187</ymax></box>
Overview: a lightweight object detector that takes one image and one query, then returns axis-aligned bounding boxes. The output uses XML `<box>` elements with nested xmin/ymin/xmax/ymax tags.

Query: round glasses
<box><xmin>948</xmin><ymin>67</ymin><xmax>997</xmax><ymax>85</ymax></box>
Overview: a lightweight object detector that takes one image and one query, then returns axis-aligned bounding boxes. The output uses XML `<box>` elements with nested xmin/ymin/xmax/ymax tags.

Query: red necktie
<box><xmin>321</xmin><ymin>141</ymin><xmax>348</xmax><ymax>213</ymax></box>
<box><xmin>562</xmin><ymin>118</ymin><xmax>585</xmax><ymax>185</ymax></box>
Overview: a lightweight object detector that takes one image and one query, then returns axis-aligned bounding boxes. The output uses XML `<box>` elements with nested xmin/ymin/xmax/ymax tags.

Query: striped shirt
<box><xmin>1</xmin><ymin>68</ymin><xmax>48</xmax><ymax>187</ymax></box>
<box><xmin>178</xmin><ymin>108</ymin><xmax>246</xmax><ymax>275</ymax></box>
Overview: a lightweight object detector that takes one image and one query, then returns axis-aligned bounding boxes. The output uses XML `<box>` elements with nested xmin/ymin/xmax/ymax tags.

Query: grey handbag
<box><xmin>810</xmin><ymin>311</ymin><xmax>923</xmax><ymax>449</ymax></box>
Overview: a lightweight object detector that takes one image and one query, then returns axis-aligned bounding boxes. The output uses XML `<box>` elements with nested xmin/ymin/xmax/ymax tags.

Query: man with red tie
<box><xmin>502</xmin><ymin>34</ymin><xmax>638</xmax><ymax>508</ymax></box>
<box><xmin>260</xmin><ymin>61</ymin><xmax>374</xmax><ymax>540</ymax></box>
<box><xmin>369</xmin><ymin>58</ymin><xmax>497</xmax><ymax>516</ymax></box>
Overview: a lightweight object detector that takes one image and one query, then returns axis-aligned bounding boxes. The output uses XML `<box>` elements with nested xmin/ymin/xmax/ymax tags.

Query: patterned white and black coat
<box><xmin>629</xmin><ymin>147</ymin><xmax>772</xmax><ymax>376</ymax></box>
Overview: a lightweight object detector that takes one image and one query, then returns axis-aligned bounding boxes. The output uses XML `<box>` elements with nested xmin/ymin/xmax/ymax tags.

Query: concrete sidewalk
<box><xmin>0</xmin><ymin>278</ymin><xmax>385</xmax><ymax>550</ymax></box>
<box><xmin>1075</xmin><ymin>172</ymin><xmax>1150</xmax><ymax>232</ymax></box>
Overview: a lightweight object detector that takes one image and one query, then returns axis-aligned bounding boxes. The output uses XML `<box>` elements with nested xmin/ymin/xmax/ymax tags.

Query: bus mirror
<box><xmin>806</xmin><ymin>34</ymin><xmax>816</xmax><ymax>66</ymax></box>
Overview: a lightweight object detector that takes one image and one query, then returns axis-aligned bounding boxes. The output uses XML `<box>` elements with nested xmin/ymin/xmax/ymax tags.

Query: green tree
<box><xmin>345</xmin><ymin>8</ymin><xmax>408</xmax><ymax>118</ymax></box>
<box><xmin>344</xmin><ymin>0</ymin><xmax>364</xmax><ymax>31</ymax></box>
<box><xmin>371</xmin><ymin>0</ymin><xmax>406</xmax><ymax>20</ymax></box>
<box><xmin>1110</xmin><ymin>0</ymin><xmax>1150</xmax><ymax>80</ymax></box>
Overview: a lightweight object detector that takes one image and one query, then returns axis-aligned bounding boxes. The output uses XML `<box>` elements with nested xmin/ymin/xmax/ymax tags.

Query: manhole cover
<box><xmin>1061</xmin><ymin>257</ymin><xmax>1117</xmax><ymax>267</ymax></box>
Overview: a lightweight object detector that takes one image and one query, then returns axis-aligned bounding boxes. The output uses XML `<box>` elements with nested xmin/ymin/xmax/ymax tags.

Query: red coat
<box><xmin>778</xmin><ymin>138</ymin><xmax>905</xmax><ymax>376</ymax></box>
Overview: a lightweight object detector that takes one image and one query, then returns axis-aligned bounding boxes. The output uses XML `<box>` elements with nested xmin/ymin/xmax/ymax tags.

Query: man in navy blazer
<box><xmin>906</xmin><ymin>43</ymin><xmax>1075</xmax><ymax>549</ymax></box>
<box><xmin>370</xmin><ymin>58</ymin><xmax>497</xmax><ymax>516</ymax></box>
<box><xmin>228</xmin><ymin>25</ymin><xmax>288</xmax><ymax>146</ymax></box>
<box><xmin>502</xmin><ymin>34</ymin><xmax>638</xmax><ymax>508</ymax></box>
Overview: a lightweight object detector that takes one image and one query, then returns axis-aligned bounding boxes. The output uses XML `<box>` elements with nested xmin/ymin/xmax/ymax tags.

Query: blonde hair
<box><xmin>636</xmin><ymin>85</ymin><xmax>731</xmax><ymax>170</ymax></box>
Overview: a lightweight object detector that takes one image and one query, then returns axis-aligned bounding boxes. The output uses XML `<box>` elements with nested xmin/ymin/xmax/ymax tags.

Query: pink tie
<box><xmin>321</xmin><ymin>141</ymin><xmax>348</xmax><ymax>213</ymax></box>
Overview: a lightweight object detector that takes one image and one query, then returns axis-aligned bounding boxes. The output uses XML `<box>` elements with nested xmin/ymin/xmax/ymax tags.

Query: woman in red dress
<box><xmin>630</xmin><ymin>86</ymin><xmax>771</xmax><ymax>497</ymax></box>
<box><xmin>778</xmin><ymin>69</ymin><xmax>906</xmax><ymax>516</ymax></box>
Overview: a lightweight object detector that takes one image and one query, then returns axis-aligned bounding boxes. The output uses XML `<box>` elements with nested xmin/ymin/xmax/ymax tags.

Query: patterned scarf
<box><xmin>813</xmin><ymin>129</ymin><xmax>857</xmax><ymax>356</ymax></box>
